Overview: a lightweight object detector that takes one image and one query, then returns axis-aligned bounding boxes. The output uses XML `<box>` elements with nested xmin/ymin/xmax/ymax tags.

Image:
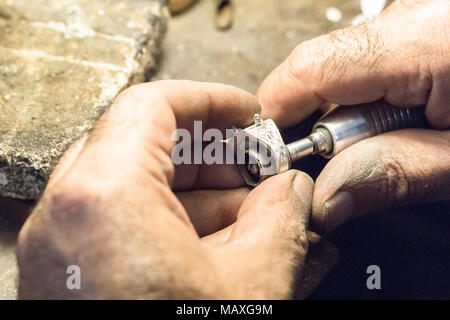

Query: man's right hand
<box><xmin>256</xmin><ymin>0</ymin><xmax>450</xmax><ymax>233</ymax></box>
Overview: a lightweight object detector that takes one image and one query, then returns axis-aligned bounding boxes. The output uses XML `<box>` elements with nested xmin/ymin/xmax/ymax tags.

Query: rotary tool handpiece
<box><xmin>238</xmin><ymin>100</ymin><xmax>428</xmax><ymax>186</ymax></box>
<box><xmin>288</xmin><ymin>100</ymin><xmax>427</xmax><ymax>161</ymax></box>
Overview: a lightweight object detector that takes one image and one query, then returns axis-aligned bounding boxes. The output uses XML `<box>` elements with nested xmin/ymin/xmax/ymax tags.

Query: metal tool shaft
<box><xmin>287</xmin><ymin>101</ymin><xmax>427</xmax><ymax>162</ymax></box>
<box><xmin>286</xmin><ymin>138</ymin><xmax>314</xmax><ymax>162</ymax></box>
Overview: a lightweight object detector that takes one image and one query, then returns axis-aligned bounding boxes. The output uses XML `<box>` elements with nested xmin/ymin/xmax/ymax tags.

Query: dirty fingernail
<box><xmin>325</xmin><ymin>191</ymin><xmax>354</xmax><ymax>231</ymax></box>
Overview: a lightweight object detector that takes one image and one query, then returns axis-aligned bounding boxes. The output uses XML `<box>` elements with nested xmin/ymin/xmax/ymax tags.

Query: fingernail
<box><xmin>292</xmin><ymin>171</ymin><xmax>313</xmax><ymax>199</ymax></box>
<box><xmin>325</xmin><ymin>191</ymin><xmax>355</xmax><ymax>231</ymax></box>
<box><xmin>292</xmin><ymin>172</ymin><xmax>303</xmax><ymax>198</ymax></box>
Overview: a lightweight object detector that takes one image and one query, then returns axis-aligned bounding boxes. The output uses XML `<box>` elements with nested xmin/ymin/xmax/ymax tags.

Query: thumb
<box><xmin>219</xmin><ymin>170</ymin><xmax>314</xmax><ymax>299</ymax></box>
<box><xmin>311</xmin><ymin>129</ymin><xmax>450</xmax><ymax>233</ymax></box>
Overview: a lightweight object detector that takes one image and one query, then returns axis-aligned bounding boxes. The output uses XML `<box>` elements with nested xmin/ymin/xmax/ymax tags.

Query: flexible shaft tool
<box><xmin>236</xmin><ymin>100</ymin><xmax>427</xmax><ymax>186</ymax></box>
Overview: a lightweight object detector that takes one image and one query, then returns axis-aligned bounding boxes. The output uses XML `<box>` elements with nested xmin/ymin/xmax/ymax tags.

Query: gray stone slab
<box><xmin>0</xmin><ymin>0</ymin><xmax>168</xmax><ymax>199</ymax></box>
<box><xmin>0</xmin><ymin>0</ymin><xmax>167</xmax><ymax>38</ymax></box>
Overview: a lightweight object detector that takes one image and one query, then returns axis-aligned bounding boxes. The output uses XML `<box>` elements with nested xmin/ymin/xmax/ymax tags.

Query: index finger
<box><xmin>59</xmin><ymin>80</ymin><xmax>260</xmax><ymax>189</ymax></box>
<box><xmin>256</xmin><ymin>0</ymin><xmax>449</xmax><ymax>128</ymax></box>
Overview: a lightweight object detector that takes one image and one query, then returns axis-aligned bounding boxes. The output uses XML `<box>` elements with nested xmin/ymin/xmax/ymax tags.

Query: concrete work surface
<box><xmin>153</xmin><ymin>0</ymin><xmax>362</xmax><ymax>93</ymax></box>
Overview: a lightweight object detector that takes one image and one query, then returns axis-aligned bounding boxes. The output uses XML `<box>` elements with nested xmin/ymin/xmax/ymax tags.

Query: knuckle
<box><xmin>16</xmin><ymin>184</ymin><xmax>98</xmax><ymax>298</ymax></box>
<box><xmin>296</xmin><ymin>170</ymin><xmax>315</xmax><ymax>189</ymax></box>
<box><xmin>287</xmin><ymin>42</ymin><xmax>315</xmax><ymax>83</ymax></box>
<box><xmin>318</xmin><ymin>24</ymin><xmax>385</xmax><ymax>81</ymax></box>
<box><xmin>296</xmin><ymin>227</ymin><xmax>309</xmax><ymax>252</ymax></box>
<box><xmin>339</xmin><ymin>143</ymin><xmax>414</xmax><ymax>206</ymax></box>
<box><xmin>43</xmin><ymin>182</ymin><xmax>99</xmax><ymax>232</ymax></box>
<box><xmin>117</xmin><ymin>82</ymin><xmax>158</xmax><ymax>103</ymax></box>
<box><xmin>18</xmin><ymin>178</ymin><xmax>100</xmax><ymax>247</ymax></box>
<box><xmin>383</xmin><ymin>157</ymin><xmax>412</xmax><ymax>203</ymax></box>
<box><xmin>277</xmin><ymin>212</ymin><xmax>309</xmax><ymax>253</ymax></box>
<box><xmin>117</xmin><ymin>83</ymin><xmax>146</xmax><ymax>101</ymax></box>
<box><xmin>356</xmin><ymin>154</ymin><xmax>412</xmax><ymax>205</ymax></box>
<box><xmin>116</xmin><ymin>80</ymin><xmax>175</xmax><ymax>106</ymax></box>
<box><xmin>277</xmin><ymin>228</ymin><xmax>308</xmax><ymax>260</ymax></box>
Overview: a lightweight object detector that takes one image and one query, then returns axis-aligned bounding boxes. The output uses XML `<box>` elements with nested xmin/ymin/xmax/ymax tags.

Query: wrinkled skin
<box><xmin>257</xmin><ymin>0</ymin><xmax>450</xmax><ymax>232</ymax></box>
<box><xmin>17</xmin><ymin>0</ymin><xmax>449</xmax><ymax>299</ymax></box>
<box><xmin>17</xmin><ymin>81</ymin><xmax>314</xmax><ymax>299</ymax></box>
